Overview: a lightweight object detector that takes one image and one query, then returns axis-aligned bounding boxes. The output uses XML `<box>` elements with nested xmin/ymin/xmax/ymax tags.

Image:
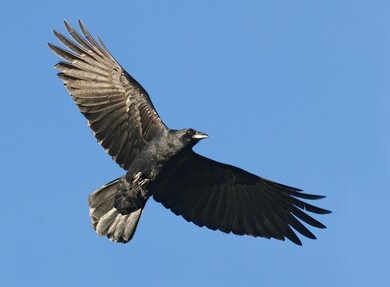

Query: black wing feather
<box><xmin>153</xmin><ymin>150</ymin><xmax>331</xmax><ymax>245</ymax></box>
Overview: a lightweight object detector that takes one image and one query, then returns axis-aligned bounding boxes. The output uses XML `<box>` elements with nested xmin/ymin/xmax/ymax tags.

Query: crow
<box><xmin>48</xmin><ymin>20</ymin><xmax>331</xmax><ymax>246</ymax></box>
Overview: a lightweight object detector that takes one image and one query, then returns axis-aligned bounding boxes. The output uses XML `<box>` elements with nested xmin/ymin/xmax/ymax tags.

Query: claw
<box><xmin>133</xmin><ymin>172</ymin><xmax>142</xmax><ymax>183</ymax></box>
<box><xmin>140</xmin><ymin>178</ymin><xmax>150</xmax><ymax>188</ymax></box>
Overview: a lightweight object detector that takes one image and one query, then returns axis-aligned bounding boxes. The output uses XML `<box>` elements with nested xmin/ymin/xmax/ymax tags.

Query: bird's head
<box><xmin>174</xmin><ymin>128</ymin><xmax>208</xmax><ymax>149</ymax></box>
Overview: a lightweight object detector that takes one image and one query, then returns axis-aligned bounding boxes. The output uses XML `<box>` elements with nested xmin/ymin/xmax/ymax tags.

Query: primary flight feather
<box><xmin>49</xmin><ymin>20</ymin><xmax>330</xmax><ymax>245</ymax></box>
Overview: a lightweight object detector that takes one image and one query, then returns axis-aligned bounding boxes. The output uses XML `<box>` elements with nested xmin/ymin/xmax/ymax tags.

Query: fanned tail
<box><xmin>88</xmin><ymin>178</ymin><xmax>144</xmax><ymax>243</ymax></box>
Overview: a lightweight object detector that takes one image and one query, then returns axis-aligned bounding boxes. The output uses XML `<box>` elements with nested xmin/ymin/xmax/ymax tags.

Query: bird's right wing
<box><xmin>153</xmin><ymin>151</ymin><xmax>331</xmax><ymax>245</ymax></box>
<box><xmin>49</xmin><ymin>20</ymin><xmax>167</xmax><ymax>170</ymax></box>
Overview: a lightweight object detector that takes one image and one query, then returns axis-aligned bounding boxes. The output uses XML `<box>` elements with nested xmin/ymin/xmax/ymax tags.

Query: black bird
<box><xmin>49</xmin><ymin>20</ymin><xmax>330</xmax><ymax>245</ymax></box>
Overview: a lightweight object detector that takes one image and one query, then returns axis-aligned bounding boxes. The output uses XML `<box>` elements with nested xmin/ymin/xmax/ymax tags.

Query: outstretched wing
<box><xmin>48</xmin><ymin>20</ymin><xmax>167</xmax><ymax>170</ymax></box>
<box><xmin>153</xmin><ymin>151</ymin><xmax>331</xmax><ymax>245</ymax></box>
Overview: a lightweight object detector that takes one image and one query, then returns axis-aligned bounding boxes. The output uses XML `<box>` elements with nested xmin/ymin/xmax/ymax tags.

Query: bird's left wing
<box><xmin>48</xmin><ymin>20</ymin><xmax>167</xmax><ymax>170</ymax></box>
<box><xmin>153</xmin><ymin>151</ymin><xmax>331</xmax><ymax>245</ymax></box>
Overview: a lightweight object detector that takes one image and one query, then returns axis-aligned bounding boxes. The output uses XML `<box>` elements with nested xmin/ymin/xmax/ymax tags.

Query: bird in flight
<box><xmin>49</xmin><ymin>20</ymin><xmax>330</xmax><ymax>246</ymax></box>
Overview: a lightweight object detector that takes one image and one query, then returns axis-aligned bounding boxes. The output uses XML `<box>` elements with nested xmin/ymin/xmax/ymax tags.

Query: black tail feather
<box><xmin>88</xmin><ymin>178</ymin><xmax>144</xmax><ymax>243</ymax></box>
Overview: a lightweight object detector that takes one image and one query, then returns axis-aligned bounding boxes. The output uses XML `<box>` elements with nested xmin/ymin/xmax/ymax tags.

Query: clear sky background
<box><xmin>1</xmin><ymin>1</ymin><xmax>389</xmax><ymax>286</ymax></box>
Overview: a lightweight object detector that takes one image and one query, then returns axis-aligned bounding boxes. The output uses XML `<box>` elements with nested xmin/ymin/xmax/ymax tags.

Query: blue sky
<box><xmin>1</xmin><ymin>1</ymin><xmax>389</xmax><ymax>286</ymax></box>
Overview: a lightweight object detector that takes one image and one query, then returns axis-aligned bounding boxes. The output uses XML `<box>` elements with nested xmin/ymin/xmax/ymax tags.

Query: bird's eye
<box><xmin>186</xmin><ymin>129</ymin><xmax>195</xmax><ymax>136</ymax></box>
